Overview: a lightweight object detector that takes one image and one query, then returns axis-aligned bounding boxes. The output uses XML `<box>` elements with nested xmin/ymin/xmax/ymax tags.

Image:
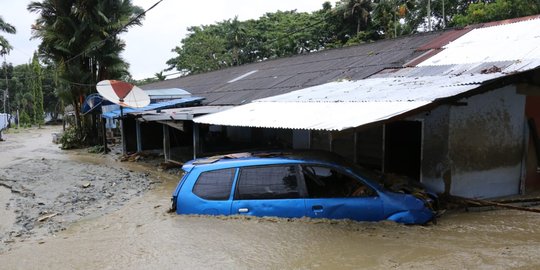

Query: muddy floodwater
<box><xmin>1</xmin><ymin>127</ymin><xmax>540</xmax><ymax>269</ymax></box>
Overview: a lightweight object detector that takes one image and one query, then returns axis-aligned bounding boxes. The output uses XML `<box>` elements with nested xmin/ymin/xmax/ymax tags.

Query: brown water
<box><xmin>1</xmin><ymin>127</ymin><xmax>540</xmax><ymax>269</ymax></box>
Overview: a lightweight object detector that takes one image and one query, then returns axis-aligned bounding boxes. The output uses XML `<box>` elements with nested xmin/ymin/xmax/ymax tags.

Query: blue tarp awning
<box><xmin>102</xmin><ymin>97</ymin><xmax>204</xmax><ymax>119</ymax></box>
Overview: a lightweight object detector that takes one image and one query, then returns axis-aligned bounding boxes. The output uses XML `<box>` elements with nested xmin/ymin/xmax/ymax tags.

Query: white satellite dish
<box><xmin>96</xmin><ymin>80</ymin><xmax>150</xmax><ymax>108</ymax></box>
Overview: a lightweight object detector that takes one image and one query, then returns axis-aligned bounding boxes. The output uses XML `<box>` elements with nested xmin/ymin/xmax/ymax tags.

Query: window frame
<box><xmin>298</xmin><ymin>163</ymin><xmax>378</xmax><ymax>199</ymax></box>
<box><xmin>233</xmin><ymin>164</ymin><xmax>307</xmax><ymax>200</ymax></box>
<box><xmin>191</xmin><ymin>168</ymin><xmax>237</xmax><ymax>201</ymax></box>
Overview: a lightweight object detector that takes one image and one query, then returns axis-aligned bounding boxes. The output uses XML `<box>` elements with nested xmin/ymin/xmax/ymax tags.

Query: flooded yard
<box><xmin>1</xmin><ymin>127</ymin><xmax>540</xmax><ymax>269</ymax></box>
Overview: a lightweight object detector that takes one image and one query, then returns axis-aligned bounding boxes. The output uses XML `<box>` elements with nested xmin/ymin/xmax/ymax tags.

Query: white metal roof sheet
<box><xmin>419</xmin><ymin>18</ymin><xmax>540</xmax><ymax>66</ymax></box>
<box><xmin>144</xmin><ymin>88</ymin><xmax>191</xmax><ymax>97</ymax></box>
<box><xmin>193</xmin><ymin>101</ymin><xmax>430</xmax><ymax>131</ymax></box>
<box><xmin>193</xmin><ymin>74</ymin><xmax>495</xmax><ymax>131</ymax></box>
<box><xmin>138</xmin><ymin>106</ymin><xmax>233</xmax><ymax>121</ymax></box>
<box><xmin>258</xmin><ymin>74</ymin><xmax>499</xmax><ymax>103</ymax></box>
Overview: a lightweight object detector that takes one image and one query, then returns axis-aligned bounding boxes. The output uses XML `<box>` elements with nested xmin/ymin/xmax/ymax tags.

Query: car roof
<box><xmin>182</xmin><ymin>151</ymin><xmax>349</xmax><ymax>172</ymax></box>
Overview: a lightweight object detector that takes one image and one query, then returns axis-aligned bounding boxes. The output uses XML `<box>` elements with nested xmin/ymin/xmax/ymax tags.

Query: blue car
<box><xmin>171</xmin><ymin>152</ymin><xmax>436</xmax><ymax>225</ymax></box>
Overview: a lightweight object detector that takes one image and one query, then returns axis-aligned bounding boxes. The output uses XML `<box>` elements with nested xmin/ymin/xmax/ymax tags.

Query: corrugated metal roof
<box><xmin>141</xmin><ymin>31</ymin><xmax>449</xmax><ymax>105</ymax></box>
<box><xmin>193</xmin><ymin>74</ymin><xmax>500</xmax><ymax>131</ymax></box>
<box><xmin>144</xmin><ymin>88</ymin><xmax>191</xmax><ymax>98</ymax></box>
<box><xmin>418</xmin><ymin>17</ymin><xmax>540</xmax><ymax>66</ymax></box>
<box><xmin>415</xmin><ymin>28</ymin><xmax>472</xmax><ymax>51</ymax></box>
<box><xmin>138</xmin><ymin>106</ymin><xmax>233</xmax><ymax>121</ymax></box>
<box><xmin>102</xmin><ymin>97</ymin><xmax>204</xmax><ymax>119</ymax></box>
<box><xmin>194</xmin><ymin>101</ymin><xmax>430</xmax><ymax>131</ymax></box>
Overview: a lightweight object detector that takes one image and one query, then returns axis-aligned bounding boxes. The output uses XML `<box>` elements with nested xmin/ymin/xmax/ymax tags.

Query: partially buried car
<box><xmin>171</xmin><ymin>151</ymin><xmax>436</xmax><ymax>225</ymax></box>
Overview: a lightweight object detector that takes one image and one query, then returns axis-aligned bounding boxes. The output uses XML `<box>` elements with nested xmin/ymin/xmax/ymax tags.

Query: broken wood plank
<box><xmin>37</xmin><ymin>213</ymin><xmax>58</xmax><ymax>222</ymax></box>
<box><xmin>451</xmin><ymin>195</ymin><xmax>540</xmax><ymax>213</ymax></box>
<box><xmin>494</xmin><ymin>197</ymin><xmax>540</xmax><ymax>204</ymax></box>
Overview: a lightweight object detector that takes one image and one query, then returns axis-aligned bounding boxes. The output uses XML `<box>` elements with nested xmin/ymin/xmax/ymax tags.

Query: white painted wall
<box><xmin>447</xmin><ymin>85</ymin><xmax>526</xmax><ymax>198</ymax></box>
<box><xmin>417</xmin><ymin>85</ymin><xmax>527</xmax><ymax>198</ymax></box>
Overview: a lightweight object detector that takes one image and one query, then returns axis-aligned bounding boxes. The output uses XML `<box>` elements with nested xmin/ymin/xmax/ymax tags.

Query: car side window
<box><xmin>192</xmin><ymin>168</ymin><xmax>235</xmax><ymax>200</ymax></box>
<box><xmin>301</xmin><ymin>165</ymin><xmax>375</xmax><ymax>198</ymax></box>
<box><xmin>236</xmin><ymin>165</ymin><xmax>300</xmax><ymax>200</ymax></box>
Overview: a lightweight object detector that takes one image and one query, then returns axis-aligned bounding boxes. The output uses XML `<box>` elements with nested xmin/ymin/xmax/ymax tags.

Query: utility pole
<box><xmin>3</xmin><ymin>55</ymin><xmax>8</xmax><ymax>114</ymax></box>
<box><xmin>442</xmin><ymin>0</ymin><xmax>446</xmax><ymax>29</ymax></box>
<box><xmin>427</xmin><ymin>0</ymin><xmax>431</xmax><ymax>32</ymax></box>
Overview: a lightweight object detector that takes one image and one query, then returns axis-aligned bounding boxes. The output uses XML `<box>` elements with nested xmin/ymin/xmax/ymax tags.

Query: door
<box><xmin>300</xmin><ymin>165</ymin><xmax>384</xmax><ymax>221</ymax></box>
<box><xmin>177</xmin><ymin>168</ymin><xmax>235</xmax><ymax>215</ymax></box>
<box><xmin>231</xmin><ymin>165</ymin><xmax>306</xmax><ymax>218</ymax></box>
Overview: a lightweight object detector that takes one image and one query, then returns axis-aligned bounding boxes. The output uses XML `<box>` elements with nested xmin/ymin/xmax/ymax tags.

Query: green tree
<box><xmin>337</xmin><ymin>0</ymin><xmax>373</xmax><ymax>35</ymax></box>
<box><xmin>166</xmin><ymin>25</ymin><xmax>231</xmax><ymax>74</ymax></box>
<box><xmin>28</xmin><ymin>0</ymin><xmax>144</xmax><ymax>143</ymax></box>
<box><xmin>166</xmin><ymin>8</ymin><xmax>338</xmax><ymax>74</ymax></box>
<box><xmin>31</xmin><ymin>52</ymin><xmax>44</xmax><ymax>125</ymax></box>
<box><xmin>0</xmin><ymin>16</ymin><xmax>16</xmax><ymax>55</ymax></box>
<box><xmin>8</xmin><ymin>63</ymin><xmax>34</xmax><ymax>125</ymax></box>
<box><xmin>452</xmin><ymin>0</ymin><xmax>540</xmax><ymax>26</ymax></box>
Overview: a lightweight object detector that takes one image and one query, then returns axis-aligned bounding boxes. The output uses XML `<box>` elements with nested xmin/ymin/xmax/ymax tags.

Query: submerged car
<box><xmin>171</xmin><ymin>151</ymin><xmax>436</xmax><ymax>225</ymax></box>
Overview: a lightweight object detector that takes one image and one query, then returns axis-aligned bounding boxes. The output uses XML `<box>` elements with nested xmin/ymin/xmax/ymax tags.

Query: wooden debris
<box><xmin>159</xmin><ymin>160</ymin><xmax>183</xmax><ymax>170</ymax></box>
<box><xmin>450</xmin><ymin>195</ymin><xmax>540</xmax><ymax>213</ymax></box>
<box><xmin>37</xmin><ymin>213</ymin><xmax>58</xmax><ymax>222</ymax></box>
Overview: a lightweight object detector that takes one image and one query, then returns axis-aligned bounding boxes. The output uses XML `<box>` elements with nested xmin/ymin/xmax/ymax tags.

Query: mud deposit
<box><xmin>1</xmin><ymin>127</ymin><xmax>540</xmax><ymax>269</ymax></box>
<box><xmin>0</xmin><ymin>158</ymin><xmax>152</xmax><ymax>247</ymax></box>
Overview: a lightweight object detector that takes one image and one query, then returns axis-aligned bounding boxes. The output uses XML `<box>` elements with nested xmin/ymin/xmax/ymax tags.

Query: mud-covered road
<box><xmin>1</xmin><ymin>127</ymin><xmax>540</xmax><ymax>269</ymax></box>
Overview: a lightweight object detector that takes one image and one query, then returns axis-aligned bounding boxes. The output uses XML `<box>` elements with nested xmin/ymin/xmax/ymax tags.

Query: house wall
<box><xmin>447</xmin><ymin>85</ymin><xmax>526</xmax><ymax>198</ymax></box>
<box><xmin>293</xmin><ymin>130</ymin><xmax>310</xmax><ymax>149</ymax></box>
<box><xmin>417</xmin><ymin>105</ymin><xmax>451</xmax><ymax>194</ymax></box>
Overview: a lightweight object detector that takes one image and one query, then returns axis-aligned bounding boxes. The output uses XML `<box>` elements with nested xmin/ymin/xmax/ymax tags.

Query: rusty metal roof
<box><xmin>141</xmin><ymin>31</ymin><xmax>451</xmax><ymax>105</ymax></box>
<box><xmin>418</xmin><ymin>17</ymin><xmax>540</xmax><ymax>66</ymax></box>
<box><xmin>193</xmin><ymin>16</ymin><xmax>540</xmax><ymax>131</ymax></box>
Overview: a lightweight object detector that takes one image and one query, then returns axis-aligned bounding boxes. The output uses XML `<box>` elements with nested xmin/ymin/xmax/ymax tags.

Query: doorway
<box><xmin>384</xmin><ymin>121</ymin><xmax>422</xmax><ymax>181</ymax></box>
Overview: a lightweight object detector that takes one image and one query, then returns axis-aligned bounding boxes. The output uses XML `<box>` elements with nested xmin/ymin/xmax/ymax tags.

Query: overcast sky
<box><xmin>1</xmin><ymin>0</ymin><xmax>329</xmax><ymax>80</ymax></box>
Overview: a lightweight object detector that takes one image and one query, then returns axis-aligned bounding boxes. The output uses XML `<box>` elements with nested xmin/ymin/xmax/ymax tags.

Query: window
<box><xmin>236</xmin><ymin>165</ymin><xmax>300</xmax><ymax>200</ymax></box>
<box><xmin>301</xmin><ymin>165</ymin><xmax>375</xmax><ymax>198</ymax></box>
<box><xmin>192</xmin><ymin>168</ymin><xmax>235</xmax><ymax>200</ymax></box>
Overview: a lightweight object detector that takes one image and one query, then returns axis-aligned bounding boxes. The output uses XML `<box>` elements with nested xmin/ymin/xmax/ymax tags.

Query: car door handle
<box><xmin>238</xmin><ymin>208</ymin><xmax>249</xmax><ymax>213</ymax></box>
<box><xmin>312</xmin><ymin>205</ymin><xmax>323</xmax><ymax>212</ymax></box>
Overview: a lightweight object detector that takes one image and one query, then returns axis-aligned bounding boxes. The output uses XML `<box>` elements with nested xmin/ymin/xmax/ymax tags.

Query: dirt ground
<box><xmin>0</xmin><ymin>126</ymin><xmax>164</xmax><ymax>251</ymax></box>
<box><xmin>1</xmin><ymin>126</ymin><xmax>540</xmax><ymax>270</ymax></box>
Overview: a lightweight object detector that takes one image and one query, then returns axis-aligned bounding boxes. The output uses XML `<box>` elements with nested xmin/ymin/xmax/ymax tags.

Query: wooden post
<box><xmin>136</xmin><ymin>120</ymin><xmax>142</xmax><ymax>152</ymax></box>
<box><xmin>353</xmin><ymin>130</ymin><xmax>358</xmax><ymax>164</ymax></box>
<box><xmin>120</xmin><ymin>106</ymin><xmax>126</xmax><ymax>155</ymax></box>
<box><xmin>102</xmin><ymin>117</ymin><xmax>108</xmax><ymax>154</ymax></box>
<box><xmin>193</xmin><ymin>123</ymin><xmax>199</xmax><ymax>159</ymax></box>
<box><xmin>163</xmin><ymin>124</ymin><xmax>170</xmax><ymax>161</ymax></box>
<box><xmin>329</xmin><ymin>132</ymin><xmax>333</xmax><ymax>152</ymax></box>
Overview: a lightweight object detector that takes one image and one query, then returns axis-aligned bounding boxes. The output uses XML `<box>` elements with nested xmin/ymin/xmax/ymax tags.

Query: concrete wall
<box><xmin>418</xmin><ymin>105</ymin><xmax>451</xmax><ymax>194</ymax></box>
<box><xmin>447</xmin><ymin>85</ymin><xmax>526</xmax><ymax>198</ymax></box>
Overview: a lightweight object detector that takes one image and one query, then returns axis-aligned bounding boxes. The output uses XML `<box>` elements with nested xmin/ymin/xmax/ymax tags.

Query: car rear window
<box><xmin>236</xmin><ymin>165</ymin><xmax>300</xmax><ymax>200</ymax></box>
<box><xmin>192</xmin><ymin>168</ymin><xmax>235</xmax><ymax>200</ymax></box>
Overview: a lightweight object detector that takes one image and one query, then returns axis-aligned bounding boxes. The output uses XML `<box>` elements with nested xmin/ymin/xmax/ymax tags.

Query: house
<box><xmin>128</xmin><ymin>15</ymin><xmax>540</xmax><ymax>198</ymax></box>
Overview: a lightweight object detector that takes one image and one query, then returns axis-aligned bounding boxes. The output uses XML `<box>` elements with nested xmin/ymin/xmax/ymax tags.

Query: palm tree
<box><xmin>0</xmin><ymin>16</ymin><xmax>16</xmax><ymax>56</ymax></box>
<box><xmin>28</xmin><ymin>0</ymin><xmax>144</xmax><ymax>142</ymax></box>
<box><xmin>339</xmin><ymin>0</ymin><xmax>373</xmax><ymax>35</ymax></box>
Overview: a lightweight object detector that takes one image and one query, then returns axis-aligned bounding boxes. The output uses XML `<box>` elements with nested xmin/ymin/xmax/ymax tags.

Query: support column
<box><xmin>136</xmin><ymin>120</ymin><xmax>142</xmax><ymax>152</ymax></box>
<box><xmin>193</xmin><ymin>123</ymin><xmax>199</xmax><ymax>159</ymax></box>
<box><xmin>163</xmin><ymin>124</ymin><xmax>170</xmax><ymax>161</ymax></box>
<box><xmin>329</xmin><ymin>132</ymin><xmax>333</xmax><ymax>152</ymax></box>
<box><xmin>120</xmin><ymin>106</ymin><xmax>126</xmax><ymax>155</ymax></box>
<box><xmin>102</xmin><ymin>117</ymin><xmax>108</xmax><ymax>154</ymax></box>
<box><xmin>353</xmin><ymin>131</ymin><xmax>358</xmax><ymax>164</ymax></box>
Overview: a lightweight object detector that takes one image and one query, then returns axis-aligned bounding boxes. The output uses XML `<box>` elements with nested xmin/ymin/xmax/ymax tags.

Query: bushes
<box><xmin>59</xmin><ymin>126</ymin><xmax>83</xmax><ymax>149</ymax></box>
